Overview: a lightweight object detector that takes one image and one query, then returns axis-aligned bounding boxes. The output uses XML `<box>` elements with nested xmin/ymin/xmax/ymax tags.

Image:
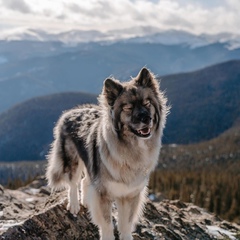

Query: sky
<box><xmin>0</xmin><ymin>0</ymin><xmax>240</xmax><ymax>35</ymax></box>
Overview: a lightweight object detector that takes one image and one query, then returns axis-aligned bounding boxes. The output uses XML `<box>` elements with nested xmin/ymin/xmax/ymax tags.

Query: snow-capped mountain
<box><xmin>1</xmin><ymin>27</ymin><xmax>240</xmax><ymax>49</ymax></box>
<box><xmin>1</xmin><ymin>26</ymin><xmax>240</xmax><ymax>114</ymax></box>
<box><xmin>123</xmin><ymin>29</ymin><xmax>240</xmax><ymax>49</ymax></box>
<box><xmin>0</xmin><ymin>28</ymin><xmax>110</xmax><ymax>44</ymax></box>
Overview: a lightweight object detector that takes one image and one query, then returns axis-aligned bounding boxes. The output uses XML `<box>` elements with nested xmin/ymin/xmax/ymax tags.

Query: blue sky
<box><xmin>0</xmin><ymin>0</ymin><xmax>239</xmax><ymax>35</ymax></box>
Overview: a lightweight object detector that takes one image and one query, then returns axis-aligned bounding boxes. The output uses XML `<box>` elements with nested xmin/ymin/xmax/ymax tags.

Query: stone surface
<box><xmin>0</xmin><ymin>176</ymin><xmax>239</xmax><ymax>240</ymax></box>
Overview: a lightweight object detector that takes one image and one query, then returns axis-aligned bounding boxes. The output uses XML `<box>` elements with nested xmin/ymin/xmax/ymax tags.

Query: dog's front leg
<box><xmin>87</xmin><ymin>185</ymin><xmax>114</xmax><ymax>240</ymax></box>
<box><xmin>116</xmin><ymin>188</ymin><xmax>146</xmax><ymax>240</ymax></box>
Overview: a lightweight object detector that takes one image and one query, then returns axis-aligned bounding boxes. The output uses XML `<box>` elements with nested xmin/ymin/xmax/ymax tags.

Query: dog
<box><xmin>46</xmin><ymin>67</ymin><xmax>168</xmax><ymax>240</ymax></box>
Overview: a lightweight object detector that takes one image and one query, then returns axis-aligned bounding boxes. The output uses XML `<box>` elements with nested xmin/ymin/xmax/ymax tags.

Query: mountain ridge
<box><xmin>1</xmin><ymin>42</ymin><xmax>240</xmax><ymax>113</ymax></box>
<box><xmin>1</xmin><ymin>27</ymin><xmax>240</xmax><ymax>49</ymax></box>
<box><xmin>161</xmin><ymin>59</ymin><xmax>240</xmax><ymax>144</ymax></box>
<box><xmin>0</xmin><ymin>60</ymin><xmax>240</xmax><ymax>160</ymax></box>
<box><xmin>0</xmin><ymin>92</ymin><xmax>97</xmax><ymax>161</ymax></box>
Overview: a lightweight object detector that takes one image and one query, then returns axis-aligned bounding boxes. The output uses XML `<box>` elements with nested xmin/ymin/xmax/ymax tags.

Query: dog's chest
<box><xmin>106</xmin><ymin>178</ymin><xmax>147</xmax><ymax>198</ymax></box>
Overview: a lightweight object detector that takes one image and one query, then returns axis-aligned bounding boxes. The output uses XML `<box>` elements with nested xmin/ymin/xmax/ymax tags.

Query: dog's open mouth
<box><xmin>132</xmin><ymin>127</ymin><xmax>151</xmax><ymax>138</ymax></box>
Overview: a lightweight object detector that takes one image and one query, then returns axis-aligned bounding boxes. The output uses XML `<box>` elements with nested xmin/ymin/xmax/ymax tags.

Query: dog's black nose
<box><xmin>137</xmin><ymin>113</ymin><xmax>152</xmax><ymax>124</ymax></box>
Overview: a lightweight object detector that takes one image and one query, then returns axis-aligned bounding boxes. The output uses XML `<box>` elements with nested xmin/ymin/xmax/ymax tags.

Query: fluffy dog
<box><xmin>46</xmin><ymin>68</ymin><xmax>168</xmax><ymax>240</ymax></box>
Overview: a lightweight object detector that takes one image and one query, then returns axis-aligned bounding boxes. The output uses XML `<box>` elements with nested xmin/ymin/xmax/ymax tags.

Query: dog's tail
<box><xmin>46</xmin><ymin>132</ymin><xmax>67</xmax><ymax>190</ymax></box>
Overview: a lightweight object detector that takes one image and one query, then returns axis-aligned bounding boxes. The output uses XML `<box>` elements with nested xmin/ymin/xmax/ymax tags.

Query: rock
<box><xmin>1</xmin><ymin>203</ymin><xmax>99</xmax><ymax>240</ymax></box>
<box><xmin>0</xmin><ymin>180</ymin><xmax>240</xmax><ymax>240</ymax></box>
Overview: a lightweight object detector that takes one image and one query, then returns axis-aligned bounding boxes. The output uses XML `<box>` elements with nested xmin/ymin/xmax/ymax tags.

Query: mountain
<box><xmin>0</xmin><ymin>28</ymin><xmax>110</xmax><ymax>44</ymax></box>
<box><xmin>125</xmin><ymin>30</ymin><xmax>240</xmax><ymax>50</ymax></box>
<box><xmin>1</xmin><ymin>40</ymin><xmax>240</xmax><ymax>113</ymax></box>
<box><xmin>0</xmin><ymin>40</ymin><xmax>88</xmax><ymax>63</ymax></box>
<box><xmin>0</xmin><ymin>92</ymin><xmax>97</xmax><ymax>161</ymax></box>
<box><xmin>161</xmin><ymin>60</ymin><xmax>240</xmax><ymax>144</ymax></box>
<box><xmin>0</xmin><ymin>60</ymin><xmax>240</xmax><ymax>161</ymax></box>
<box><xmin>1</xmin><ymin>28</ymin><xmax>240</xmax><ymax>49</ymax></box>
<box><xmin>160</xmin><ymin>124</ymin><xmax>240</xmax><ymax>170</ymax></box>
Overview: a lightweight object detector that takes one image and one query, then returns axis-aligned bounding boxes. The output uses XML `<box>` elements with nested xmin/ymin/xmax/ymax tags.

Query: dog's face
<box><xmin>102</xmin><ymin>68</ymin><xmax>163</xmax><ymax>139</ymax></box>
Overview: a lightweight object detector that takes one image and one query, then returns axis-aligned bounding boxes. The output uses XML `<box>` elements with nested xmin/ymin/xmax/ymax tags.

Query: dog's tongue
<box><xmin>139</xmin><ymin>127</ymin><xmax>151</xmax><ymax>135</ymax></box>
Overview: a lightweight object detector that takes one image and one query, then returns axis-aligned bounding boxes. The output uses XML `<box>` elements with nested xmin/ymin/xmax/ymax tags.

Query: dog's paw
<box><xmin>67</xmin><ymin>201</ymin><xmax>80</xmax><ymax>216</ymax></box>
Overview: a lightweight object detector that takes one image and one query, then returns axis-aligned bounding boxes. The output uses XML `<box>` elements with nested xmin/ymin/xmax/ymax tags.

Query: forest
<box><xmin>149</xmin><ymin>125</ymin><xmax>240</xmax><ymax>224</ymax></box>
<box><xmin>149</xmin><ymin>168</ymin><xmax>240</xmax><ymax>224</ymax></box>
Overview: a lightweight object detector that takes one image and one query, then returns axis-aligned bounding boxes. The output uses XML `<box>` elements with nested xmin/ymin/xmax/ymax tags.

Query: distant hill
<box><xmin>0</xmin><ymin>92</ymin><xmax>97</xmax><ymax>161</ymax></box>
<box><xmin>160</xmin><ymin>124</ymin><xmax>240</xmax><ymax>170</ymax></box>
<box><xmin>161</xmin><ymin>60</ymin><xmax>240</xmax><ymax>144</ymax></box>
<box><xmin>1</xmin><ymin>40</ymin><xmax>240</xmax><ymax>113</ymax></box>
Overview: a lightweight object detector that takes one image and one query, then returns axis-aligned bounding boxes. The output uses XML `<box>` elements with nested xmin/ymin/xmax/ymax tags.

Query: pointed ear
<box><xmin>103</xmin><ymin>78</ymin><xmax>123</xmax><ymax>106</ymax></box>
<box><xmin>135</xmin><ymin>67</ymin><xmax>158</xmax><ymax>90</ymax></box>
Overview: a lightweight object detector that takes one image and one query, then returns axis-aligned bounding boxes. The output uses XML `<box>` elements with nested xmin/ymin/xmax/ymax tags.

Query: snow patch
<box><xmin>207</xmin><ymin>225</ymin><xmax>237</xmax><ymax>240</ymax></box>
<box><xmin>23</xmin><ymin>188</ymin><xmax>40</xmax><ymax>196</ymax></box>
<box><xmin>25</xmin><ymin>197</ymin><xmax>35</xmax><ymax>202</ymax></box>
<box><xmin>0</xmin><ymin>220</ymin><xmax>24</xmax><ymax>232</ymax></box>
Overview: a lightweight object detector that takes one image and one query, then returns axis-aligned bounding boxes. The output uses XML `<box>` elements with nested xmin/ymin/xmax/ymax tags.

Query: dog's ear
<box><xmin>103</xmin><ymin>78</ymin><xmax>123</xmax><ymax>106</ymax></box>
<box><xmin>135</xmin><ymin>67</ymin><xmax>159</xmax><ymax>91</ymax></box>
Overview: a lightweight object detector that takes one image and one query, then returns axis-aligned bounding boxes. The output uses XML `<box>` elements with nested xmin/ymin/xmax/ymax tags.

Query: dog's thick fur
<box><xmin>46</xmin><ymin>68</ymin><xmax>168</xmax><ymax>240</ymax></box>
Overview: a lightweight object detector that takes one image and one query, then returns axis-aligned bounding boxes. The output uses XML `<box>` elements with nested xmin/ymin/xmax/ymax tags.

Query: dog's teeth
<box><xmin>138</xmin><ymin>128</ymin><xmax>150</xmax><ymax>135</ymax></box>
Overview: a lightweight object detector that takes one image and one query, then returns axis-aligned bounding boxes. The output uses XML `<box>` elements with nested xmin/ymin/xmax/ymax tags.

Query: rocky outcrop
<box><xmin>1</xmin><ymin>177</ymin><xmax>240</xmax><ymax>240</ymax></box>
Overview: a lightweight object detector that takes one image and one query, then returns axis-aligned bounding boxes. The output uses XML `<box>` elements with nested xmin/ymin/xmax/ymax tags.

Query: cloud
<box><xmin>163</xmin><ymin>15</ymin><xmax>193</xmax><ymax>29</ymax></box>
<box><xmin>66</xmin><ymin>2</ymin><xmax>112</xmax><ymax>19</ymax></box>
<box><xmin>0</xmin><ymin>0</ymin><xmax>239</xmax><ymax>35</ymax></box>
<box><xmin>2</xmin><ymin>0</ymin><xmax>31</xmax><ymax>13</ymax></box>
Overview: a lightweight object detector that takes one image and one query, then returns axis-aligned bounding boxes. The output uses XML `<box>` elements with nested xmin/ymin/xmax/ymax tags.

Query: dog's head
<box><xmin>100</xmin><ymin>68</ymin><xmax>167</xmax><ymax>139</ymax></box>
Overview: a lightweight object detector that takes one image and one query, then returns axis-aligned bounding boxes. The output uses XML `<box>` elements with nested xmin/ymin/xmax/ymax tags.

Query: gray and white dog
<box><xmin>46</xmin><ymin>68</ymin><xmax>168</xmax><ymax>240</ymax></box>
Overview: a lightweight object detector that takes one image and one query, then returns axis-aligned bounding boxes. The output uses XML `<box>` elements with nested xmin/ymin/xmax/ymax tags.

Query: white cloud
<box><xmin>0</xmin><ymin>0</ymin><xmax>239</xmax><ymax>35</ymax></box>
<box><xmin>2</xmin><ymin>0</ymin><xmax>31</xmax><ymax>13</ymax></box>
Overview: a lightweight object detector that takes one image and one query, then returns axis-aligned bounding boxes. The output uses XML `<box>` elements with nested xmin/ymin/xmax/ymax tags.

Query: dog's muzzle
<box><xmin>133</xmin><ymin>110</ymin><xmax>152</xmax><ymax>125</ymax></box>
<box><xmin>130</xmin><ymin>109</ymin><xmax>153</xmax><ymax>138</ymax></box>
<box><xmin>131</xmin><ymin>113</ymin><xmax>153</xmax><ymax>138</ymax></box>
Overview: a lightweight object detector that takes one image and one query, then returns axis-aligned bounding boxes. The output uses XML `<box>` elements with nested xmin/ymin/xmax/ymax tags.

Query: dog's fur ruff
<box><xmin>46</xmin><ymin>68</ymin><xmax>168</xmax><ymax>240</ymax></box>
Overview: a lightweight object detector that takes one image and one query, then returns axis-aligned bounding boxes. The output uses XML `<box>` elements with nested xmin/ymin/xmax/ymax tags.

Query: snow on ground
<box><xmin>207</xmin><ymin>225</ymin><xmax>237</xmax><ymax>240</ymax></box>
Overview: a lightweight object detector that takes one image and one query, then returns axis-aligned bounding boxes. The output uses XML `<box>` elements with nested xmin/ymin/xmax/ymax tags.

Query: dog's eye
<box><xmin>143</xmin><ymin>100</ymin><xmax>151</xmax><ymax>107</ymax></box>
<box><xmin>123</xmin><ymin>105</ymin><xmax>133</xmax><ymax>112</ymax></box>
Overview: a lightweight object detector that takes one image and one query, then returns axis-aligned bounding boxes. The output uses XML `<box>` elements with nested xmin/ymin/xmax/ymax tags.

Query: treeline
<box><xmin>0</xmin><ymin>160</ymin><xmax>46</xmax><ymax>187</ymax></box>
<box><xmin>6</xmin><ymin>175</ymin><xmax>37</xmax><ymax>189</ymax></box>
<box><xmin>149</xmin><ymin>169</ymin><xmax>240</xmax><ymax>224</ymax></box>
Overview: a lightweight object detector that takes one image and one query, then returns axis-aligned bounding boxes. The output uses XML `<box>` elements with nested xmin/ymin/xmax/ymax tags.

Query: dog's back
<box><xmin>46</xmin><ymin>104</ymin><xmax>101</xmax><ymax>189</ymax></box>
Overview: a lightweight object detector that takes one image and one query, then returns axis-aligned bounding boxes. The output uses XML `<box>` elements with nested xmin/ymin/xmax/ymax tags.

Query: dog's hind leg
<box><xmin>64</xmin><ymin>140</ymin><xmax>85</xmax><ymax>215</ymax></box>
<box><xmin>116</xmin><ymin>188</ymin><xmax>147</xmax><ymax>240</ymax></box>
<box><xmin>67</xmin><ymin>181</ymin><xmax>80</xmax><ymax>215</ymax></box>
<box><xmin>87</xmin><ymin>185</ymin><xmax>114</xmax><ymax>240</ymax></box>
<box><xmin>66</xmin><ymin>159</ymin><xmax>84</xmax><ymax>215</ymax></box>
<box><xmin>80</xmin><ymin>172</ymin><xmax>90</xmax><ymax>208</ymax></box>
<box><xmin>47</xmin><ymin>133</ymin><xmax>84</xmax><ymax>215</ymax></box>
